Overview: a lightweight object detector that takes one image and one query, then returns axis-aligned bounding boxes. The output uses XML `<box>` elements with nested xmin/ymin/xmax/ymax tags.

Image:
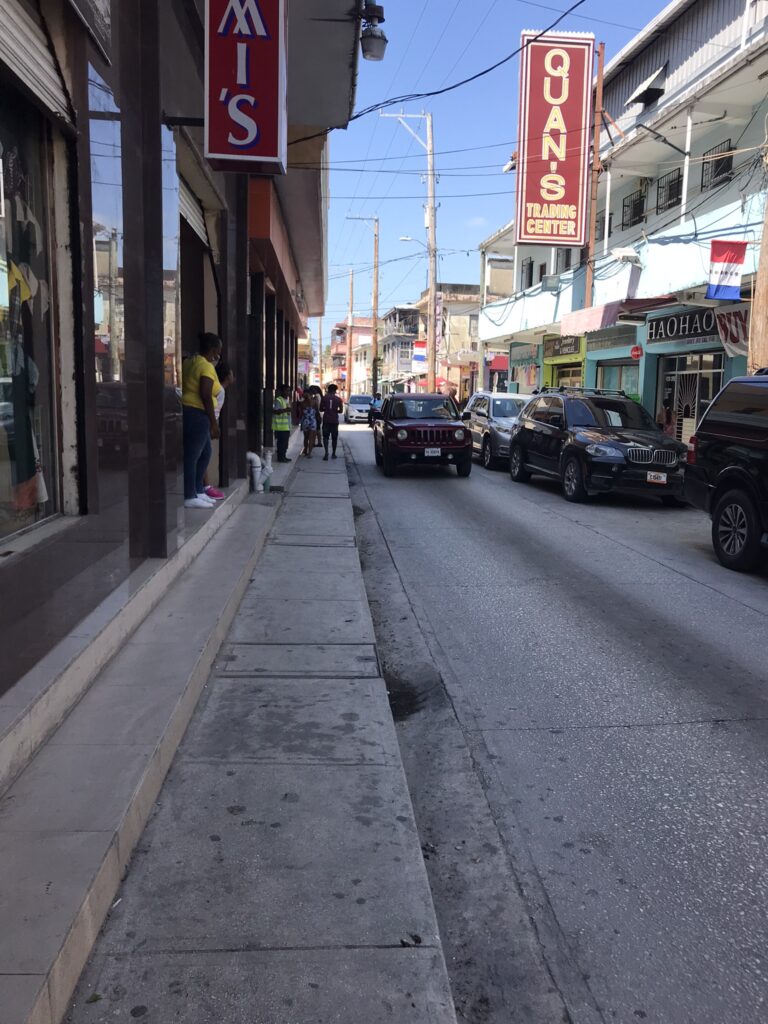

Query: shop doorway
<box><xmin>658</xmin><ymin>351</ymin><xmax>724</xmax><ymax>445</ymax></box>
<box><xmin>555</xmin><ymin>363</ymin><xmax>582</xmax><ymax>388</ymax></box>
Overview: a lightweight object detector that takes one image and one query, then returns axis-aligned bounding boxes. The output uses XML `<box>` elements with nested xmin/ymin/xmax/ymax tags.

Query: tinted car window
<box><xmin>389</xmin><ymin>397</ymin><xmax>459</xmax><ymax>420</ymax></box>
<box><xmin>492</xmin><ymin>397</ymin><xmax>525</xmax><ymax>418</ymax></box>
<box><xmin>703</xmin><ymin>382</ymin><xmax>768</xmax><ymax>435</ymax></box>
<box><xmin>531</xmin><ymin>399</ymin><xmax>549</xmax><ymax>422</ymax></box>
<box><xmin>568</xmin><ymin>397</ymin><xmax>656</xmax><ymax>430</ymax></box>
<box><xmin>546</xmin><ymin>397</ymin><xmax>564</xmax><ymax>425</ymax></box>
<box><xmin>474</xmin><ymin>397</ymin><xmax>489</xmax><ymax>415</ymax></box>
<box><xmin>350</xmin><ymin>395</ymin><xmax>372</xmax><ymax>405</ymax></box>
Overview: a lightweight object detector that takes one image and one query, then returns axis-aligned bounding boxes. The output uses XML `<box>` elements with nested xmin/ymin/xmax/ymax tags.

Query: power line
<box><xmin>289</xmin><ymin>0</ymin><xmax>587</xmax><ymax>148</ymax></box>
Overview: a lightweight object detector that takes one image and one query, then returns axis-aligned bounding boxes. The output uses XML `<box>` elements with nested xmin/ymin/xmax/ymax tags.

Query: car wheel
<box><xmin>711</xmin><ymin>489</ymin><xmax>764</xmax><ymax>572</ymax></box>
<box><xmin>562</xmin><ymin>456</ymin><xmax>588</xmax><ymax>503</ymax></box>
<box><xmin>661</xmin><ymin>495</ymin><xmax>687</xmax><ymax>508</ymax></box>
<box><xmin>481</xmin><ymin>437</ymin><xmax>495</xmax><ymax>469</ymax></box>
<box><xmin>382</xmin><ymin>448</ymin><xmax>396</xmax><ymax>477</ymax></box>
<box><xmin>509</xmin><ymin>444</ymin><xmax>530</xmax><ymax>482</ymax></box>
<box><xmin>456</xmin><ymin>455</ymin><xmax>472</xmax><ymax>477</ymax></box>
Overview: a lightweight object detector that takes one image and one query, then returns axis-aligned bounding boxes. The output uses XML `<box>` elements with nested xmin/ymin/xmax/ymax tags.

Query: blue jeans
<box><xmin>183</xmin><ymin>406</ymin><xmax>212</xmax><ymax>500</ymax></box>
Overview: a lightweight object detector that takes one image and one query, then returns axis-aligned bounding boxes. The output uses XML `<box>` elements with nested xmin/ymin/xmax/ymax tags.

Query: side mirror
<box><xmin>461</xmin><ymin>410</ymin><xmax>471</xmax><ymax>421</ymax></box>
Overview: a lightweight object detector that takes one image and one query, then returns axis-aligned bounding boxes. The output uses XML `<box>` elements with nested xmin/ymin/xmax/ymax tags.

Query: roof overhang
<box><xmin>288</xmin><ymin>0</ymin><xmax>362</xmax><ymax>128</ymax></box>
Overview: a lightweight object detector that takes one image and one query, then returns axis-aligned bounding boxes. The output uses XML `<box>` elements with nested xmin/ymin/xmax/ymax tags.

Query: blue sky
<box><xmin>310</xmin><ymin>0</ymin><xmax>671</xmax><ymax>342</ymax></box>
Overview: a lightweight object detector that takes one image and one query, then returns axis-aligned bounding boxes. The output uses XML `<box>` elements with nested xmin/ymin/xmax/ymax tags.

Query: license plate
<box><xmin>424</xmin><ymin>448</ymin><xmax>442</xmax><ymax>457</ymax></box>
<box><xmin>647</xmin><ymin>471</ymin><xmax>667</xmax><ymax>484</ymax></box>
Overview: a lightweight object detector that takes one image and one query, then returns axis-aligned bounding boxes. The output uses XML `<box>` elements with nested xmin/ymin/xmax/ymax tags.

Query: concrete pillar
<box><xmin>264</xmin><ymin>294</ymin><xmax>276</xmax><ymax>446</ymax></box>
<box><xmin>120</xmin><ymin>0</ymin><xmax>172</xmax><ymax>558</ymax></box>
<box><xmin>248</xmin><ymin>272</ymin><xmax>265</xmax><ymax>454</ymax></box>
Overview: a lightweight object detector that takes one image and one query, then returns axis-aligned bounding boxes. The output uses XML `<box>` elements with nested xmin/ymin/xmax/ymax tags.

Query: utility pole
<box><xmin>108</xmin><ymin>228</ymin><xmax>119</xmax><ymax>381</ymax></box>
<box><xmin>347</xmin><ymin>215</ymin><xmax>380</xmax><ymax>393</ymax></box>
<box><xmin>346</xmin><ymin>269</ymin><xmax>354</xmax><ymax>401</ymax></box>
<box><xmin>749</xmin><ymin>163</ymin><xmax>768</xmax><ymax>371</ymax></box>
<box><xmin>317</xmin><ymin>318</ymin><xmax>323</xmax><ymax>386</ymax></box>
<box><xmin>382</xmin><ymin>111</ymin><xmax>438</xmax><ymax>390</ymax></box>
<box><xmin>426</xmin><ymin>113</ymin><xmax>437</xmax><ymax>392</ymax></box>
<box><xmin>584</xmin><ymin>42</ymin><xmax>606</xmax><ymax>310</ymax></box>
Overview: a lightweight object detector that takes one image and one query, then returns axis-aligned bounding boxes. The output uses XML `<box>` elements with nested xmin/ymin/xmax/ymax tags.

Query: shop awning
<box><xmin>561</xmin><ymin>296</ymin><xmax>676</xmax><ymax>335</ymax></box>
<box><xmin>487</xmin><ymin>355</ymin><xmax>509</xmax><ymax>372</ymax></box>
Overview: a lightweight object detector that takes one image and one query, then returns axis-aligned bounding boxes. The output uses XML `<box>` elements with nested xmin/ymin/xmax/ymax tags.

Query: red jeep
<box><xmin>372</xmin><ymin>393</ymin><xmax>473</xmax><ymax>477</ymax></box>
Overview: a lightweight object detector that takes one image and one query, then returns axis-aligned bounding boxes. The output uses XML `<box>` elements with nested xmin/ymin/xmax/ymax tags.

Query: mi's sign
<box><xmin>515</xmin><ymin>32</ymin><xmax>594</xmax><ymax>248</ymax></box>
<box><xmin>205</xmin><ymin>0</ymin><xmax>287</xmax><ymax>173</ymax></box>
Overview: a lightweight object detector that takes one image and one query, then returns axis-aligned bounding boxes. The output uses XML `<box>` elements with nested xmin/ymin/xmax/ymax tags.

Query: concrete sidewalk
<box><xmin>67</xmin><ymin>450</ymin><xmax>457</xmax><ymax>1024</ymax></box>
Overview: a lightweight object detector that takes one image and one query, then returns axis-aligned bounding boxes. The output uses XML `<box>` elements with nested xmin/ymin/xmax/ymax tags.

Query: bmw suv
<box><xmin>685</xmin><ymin>372</ymin><xmax>768</xmax><ymax>572</ymax></box>
<box><xmin>509</xmin><ymin>387</ymin><xmax>687</xmax><ymax>504</ymax></box>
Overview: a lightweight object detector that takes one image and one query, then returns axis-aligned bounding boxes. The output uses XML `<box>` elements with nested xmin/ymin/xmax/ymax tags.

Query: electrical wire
<box><xmin>289</xmin><ymin>0</ymin><xmax>588</xmax><ymax>148</ymax></box>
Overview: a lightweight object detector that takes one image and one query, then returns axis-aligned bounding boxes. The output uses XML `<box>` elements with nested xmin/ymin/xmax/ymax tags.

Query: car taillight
<box><xmin>687</xmin><ymin>436</ymin><xmax>697</xmax><ymax>465</ymax></box>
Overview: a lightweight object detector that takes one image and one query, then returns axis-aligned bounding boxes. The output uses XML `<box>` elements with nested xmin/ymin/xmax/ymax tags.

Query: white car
<box><xmin>345</xmin><ymin>395</ymin><xmax>373</xmax><ymax>423</ymax></box>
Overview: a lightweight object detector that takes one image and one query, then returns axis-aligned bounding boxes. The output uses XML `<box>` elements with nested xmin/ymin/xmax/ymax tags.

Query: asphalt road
<box><xmin>343</xmin><ymin>424</ymin><xmax>768</xmax><ymax>1024</ymax></box>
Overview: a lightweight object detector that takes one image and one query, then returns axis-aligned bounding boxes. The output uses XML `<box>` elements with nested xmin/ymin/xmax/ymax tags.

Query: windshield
<box><xmin>389</xmin><ymin>396</ymin><xmax>460</xmax><ymax>420</ymax></box>
<box><xmin>350</xmin><ymin>395</ymin><xmax>373</xmax><ymax>405</ymax></box>
<box><xmin>568</xmin><ymin>397</ymin><xmax>657</xmax><ymax>431</ymax></box>
<box><xmin>492</xmin><ymin>397</ymin><xmax>525</xmax><ymax>419</ymax></box>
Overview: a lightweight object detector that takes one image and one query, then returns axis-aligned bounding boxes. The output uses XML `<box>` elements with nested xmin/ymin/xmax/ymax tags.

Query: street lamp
<box><xmin>360</xmin><ymin>2</ymin><xmax>388</xmax><ymax>61</ymax></box>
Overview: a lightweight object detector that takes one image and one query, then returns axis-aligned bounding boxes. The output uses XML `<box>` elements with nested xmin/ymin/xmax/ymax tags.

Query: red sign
<box><xmin>515</xmin><ymin>33</ymin><xmax>594</xmax><ymax>247</ymax></box>
<box><xmin>630</xmin><ymin>345</ymin><xmax>643</xmax><ymax>360</ymax></box>
<box><xmin>205</xmin><ymin>0</ymin><xmax>287</xmax><ymax>173</ymax></box>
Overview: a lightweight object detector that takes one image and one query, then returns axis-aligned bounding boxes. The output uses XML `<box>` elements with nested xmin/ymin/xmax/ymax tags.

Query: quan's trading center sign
<box><xmin>205</xmin><ymin>0</ymin><xmax>287</xmax><ymax>173</ymax></box>
<box><xmin>515</xmin><ymin>33</ymin><xmax>594</xmax><ymax>248</ymax></box>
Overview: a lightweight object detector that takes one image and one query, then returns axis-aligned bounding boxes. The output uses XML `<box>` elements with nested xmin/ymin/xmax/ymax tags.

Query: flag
<box><xmin>714</xmin><ymin>303</ymin><xmax>750</xmax><ymax>358</ymax></box>
<box><xmin>705</xmin><ymin>239</ymin><xmax>748</xmax><ymax>301</ymax></box>
<box><xmin>411</xmin><ymin>338</ymin><xmax>427</xmax><ymax>376</ymax></box>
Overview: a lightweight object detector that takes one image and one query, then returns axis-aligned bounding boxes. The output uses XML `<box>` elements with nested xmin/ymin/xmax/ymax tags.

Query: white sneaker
<box><xmin>185</xmin><ymin>497</ymin><xmax>213</xmax><ymax>510</ymax></box>
<box><xmin>196</xmin><ymin>493</ymin><xmax>216</xmax><ymax>506</ymax></box>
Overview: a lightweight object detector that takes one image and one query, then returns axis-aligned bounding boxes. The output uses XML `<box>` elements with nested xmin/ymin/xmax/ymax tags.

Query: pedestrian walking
<box><xmin>273</xmin><ymin>384</ymin><xmax>292</xmax><ymax>462</ymax></box>
<box><xmin>181</xmin><ymin>332</ymin><xmax>223</xmax><ymax>509</ymax></box>
<box><xmin>368</xmin><ymin>391</ymin><xmax>383</xmax><ymax>428</ymax></box>
<box><xmin>300</xmin><ymin>394</ymin><xmax>319</xmax><ymax>457</ymax></box>
<box><xmin>656</xmin><ymin>398</ymin><xmax>677</xmax><ymax>438</ymax></box>
<box><xmin>319</xmin><ymin>383</ymin><xmax>344</xmax><ymax>460</ymax></box>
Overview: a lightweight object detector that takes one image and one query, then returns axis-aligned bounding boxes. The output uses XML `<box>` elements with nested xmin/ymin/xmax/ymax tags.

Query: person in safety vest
<box><xmin>273</xmin><ymin>384</ymin><xmax>292</xmax><ymax>463</ymax></box>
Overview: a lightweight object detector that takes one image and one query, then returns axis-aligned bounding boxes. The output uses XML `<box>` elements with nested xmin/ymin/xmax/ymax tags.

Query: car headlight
<box><xmin>586</xmin><ymin>443</ymin><xmax>624</xmax><ymax>458</ymax></box>
<box><xmin>454</xmin><ymin>429</ymin><xmax>466</xmax><ymax>441</ymax></box>
<box><xmin>396</xmin><ymin>429</ymin><xmax>408</xmax><ymax>441</ymax></box>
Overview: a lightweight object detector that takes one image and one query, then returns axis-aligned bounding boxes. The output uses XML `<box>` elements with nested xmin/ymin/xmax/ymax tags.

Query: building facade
<box><xmin>0</xmin><ymin>0</ymin><xmax>365</xmax><ymax>693</ymax></box>
<box><xmin>480</xmin><ymin>0</ymin><xmax>768</xmax><ymax>425</ymax></box>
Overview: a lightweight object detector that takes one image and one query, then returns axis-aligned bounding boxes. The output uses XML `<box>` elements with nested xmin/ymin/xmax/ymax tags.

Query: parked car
<box><xmin>509</xmin><ymin>387</ymin><xmax>687</xmax><ymax>504</ymax></box>
<box><xmin>372</xmin><ymin>393</ymin><xmax>472</xmax><ymax>477</ymax></box>
<box><xmin>685</xmin><ymin>371</ymin><xmax>768</xmax><ymax>572</ymax></box>
<box><xmin>345</xmin><ymin>394</ymin><xmax>373</xmax><ymax>423</ymax></box>
<box><xmin>465</xmin><ymin>390</ymin><xmax>531</xmax><ymax>468</ymax></box>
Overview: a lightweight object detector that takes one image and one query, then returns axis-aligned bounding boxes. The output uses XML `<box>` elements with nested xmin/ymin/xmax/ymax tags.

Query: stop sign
<box><xmin>630</xmin><ymin>345</ymin><xmax>643</xmax><ymax>360</ymax></box>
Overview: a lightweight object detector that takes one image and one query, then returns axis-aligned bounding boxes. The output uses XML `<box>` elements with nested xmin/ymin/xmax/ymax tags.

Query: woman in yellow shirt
<box><xmin>181</xmin><ymin>333</ymin><xmax>223</xmax><ymax>509</ymax></box>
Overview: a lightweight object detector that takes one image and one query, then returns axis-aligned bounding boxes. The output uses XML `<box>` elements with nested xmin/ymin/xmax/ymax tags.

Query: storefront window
<box><xmin>597</xmin><ymin>363</ymin><xmax>640</xmax><ymax>401</ymax></box>
<box><xmin>0</xmin><ymin>88</ymin><xmax>56</xmax><ymax>539</ymax></box>
<box><xmin>659</xmin><ymin>351</ymin><xmax>724</xmax><ymax>444</ymax></box>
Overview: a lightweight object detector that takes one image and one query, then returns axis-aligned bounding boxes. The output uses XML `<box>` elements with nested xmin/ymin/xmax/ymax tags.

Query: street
<box><xmin>344</xmin><ymin>424</ymin><xmax>768</xmax><ymax>1024</ymax></box>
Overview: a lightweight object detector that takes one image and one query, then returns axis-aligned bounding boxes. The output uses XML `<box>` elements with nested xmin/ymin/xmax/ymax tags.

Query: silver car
<box><xmin>465</xmin><ymin>391</ymin><xmax>532</xmax><ymax>469</ymax></box>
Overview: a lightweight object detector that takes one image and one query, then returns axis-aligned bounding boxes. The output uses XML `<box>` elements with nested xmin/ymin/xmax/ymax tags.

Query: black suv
<box><xmin>509</xmin><ymin>387</ymin><xmax>687</xmax><ymax>504</ymax></box>
<box><xmin>685</xmin><ymin>372</ymin><xmax>768</xmax><ymax>572</ymax></box>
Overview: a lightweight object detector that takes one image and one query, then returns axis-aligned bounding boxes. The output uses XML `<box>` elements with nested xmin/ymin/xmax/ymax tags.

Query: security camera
<box><xmin>611</xmin><ymin>247</ymin><xmax>642</xmax><ymax>267</ymax></box>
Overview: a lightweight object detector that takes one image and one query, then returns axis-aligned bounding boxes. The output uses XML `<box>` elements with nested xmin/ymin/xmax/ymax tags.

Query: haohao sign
<box><xmin>205</xmin><ymin>0</ymin><xmax>287</xmax><ymax>173</ymax></box>
<box><xmin>515</xmin><ymin>32</ymin><xmax>594</xmax><ymax>247</ymax></box>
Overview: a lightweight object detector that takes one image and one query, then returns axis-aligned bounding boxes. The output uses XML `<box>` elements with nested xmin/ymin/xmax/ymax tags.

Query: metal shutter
<box><xmin>179</xmin><ymin>178</ymin><xmax>208</xmax><ymax>245</ymax></box>
<box><xmin>0</xmin><ymin>0</ymin><xmax>72</xmax><ymax>125</ymax></box>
